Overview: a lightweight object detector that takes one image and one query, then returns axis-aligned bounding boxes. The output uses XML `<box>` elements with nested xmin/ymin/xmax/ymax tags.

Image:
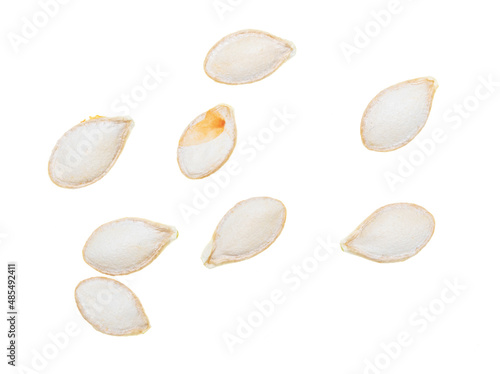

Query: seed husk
<box><xmin>361</xmin><ymin>77</ymin><xmax>438</xmax><ymax>151</ymax></box>
<box><xmin>48</xmin><ymin>116</ymin><xmax>134</xmax><ymax>188</ymax></box>
<box><xmin>201</xmin><ymin>197</ymin><xmax>286</xmax><ymax>268</ymax></box>
<box><xmin>75</xmin><ymin>277</ymin><xmax>150</xmax><ymax>336</ymax></box>
<box><xmin>341</xmin><ymin>203</ymin><xmax>435</xmax><ymax>263</ymax></box>
<box><xmin>204</xmin><ymin>29</ymin><xmax>296</xmax><ymax>85</ymax></box>
<box><xmin>177</xmin><ymin>104</ymin><xmax>236</xmax><ymax>179</ymax></box>
<box><xmin>83</xmin><ymin>218</ymin><xmax>178</xmax><ymax>276</ymax></box>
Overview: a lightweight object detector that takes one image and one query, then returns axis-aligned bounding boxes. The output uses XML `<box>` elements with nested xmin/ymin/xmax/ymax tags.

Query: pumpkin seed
<box><xmin>341</xmin><ymin>203</ymin><xmax>435</xmax><ymax>263</ymax></box>
<box><xmin>204</xmin><ymin>29</ymin><xmax>296</xmax><ymax>85</ymax></box>
<box><xmin>361</xmin><ymin>77</ymin><xmax>438</xmax><ymax>151</ymax></box>
<box><xmin>202</xmin><ymin>197</ymin><xmax>286</xmax><ymax>268</ymax></box>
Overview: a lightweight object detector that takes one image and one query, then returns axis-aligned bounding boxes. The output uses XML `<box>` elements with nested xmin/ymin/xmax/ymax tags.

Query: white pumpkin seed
<box><xmin>48</xmin><ymin>116</ymin><xmax>134</xmax><ymax>188</ymax></box>
<box><xmin>201</xmin><ymin>197</ymin><xmax>286</xmax><ymax>268</ymax></box>
<box><xmin>361</xmin><ymin>77</ymin><xmax>438</xmax><ymax>151</ymax></box>
<box><xmin>75</xmin><ymin>277</ymin><xmax>150</xmax><ymax>336</ymax></box>
<box><xmin>341</xmin><ymin>203</ymin><xmax>435</xmax><ymax>263</ymax></box>
<box><xmin>83</xmin><ymin>218</ymin><xmax>178</xmax><ymax>276</ymax></box>
<box><xmin>204</xmin><ymin>29</ymin><xmax>296</xmax><ymax>85</ymax></box>
<box><xmin>177</xmin><ymin>104</ymin><xmax>236</xmax><ymax>179</ymax></box>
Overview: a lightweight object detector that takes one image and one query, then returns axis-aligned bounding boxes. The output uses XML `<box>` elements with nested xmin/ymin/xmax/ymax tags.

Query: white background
<box><xmin>1</xmin><ymin>0</ymin><xmax>499</xmax><ymax>373</ymax></box>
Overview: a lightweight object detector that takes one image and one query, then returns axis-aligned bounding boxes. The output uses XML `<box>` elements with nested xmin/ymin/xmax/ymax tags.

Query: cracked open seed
<box><xmin>177</xmin><ymin>104</ymin><xmax>236</xmax><ymax>179</ymax></box>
